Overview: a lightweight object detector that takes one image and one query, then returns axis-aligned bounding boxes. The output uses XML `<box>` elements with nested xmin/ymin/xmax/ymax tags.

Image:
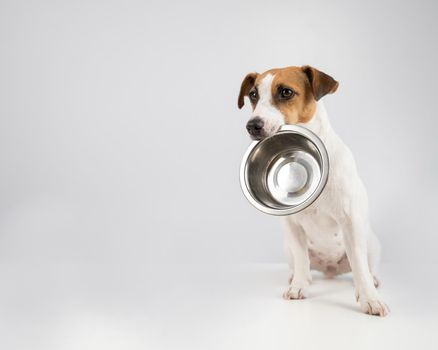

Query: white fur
<box><xmin>250</xmin><ymin>74</ymin><xmax>284</xmax><ymax>134</ymax></box>
<box><xmin>254</xmin><ymin>80</ymin><xmax>389</xmax><ymax>316</ymax></box>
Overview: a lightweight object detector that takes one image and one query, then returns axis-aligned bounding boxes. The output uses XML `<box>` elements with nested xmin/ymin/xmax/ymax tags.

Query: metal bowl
<box><xmin>240</xmin><ymin>125</ymin><xmax>329</xmax><ymax>216</ymax></box>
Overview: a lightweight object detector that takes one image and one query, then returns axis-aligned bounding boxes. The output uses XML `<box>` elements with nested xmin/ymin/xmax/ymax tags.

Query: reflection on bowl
<box><xmin>240</xmin><ymin>125</ymin><xmax>329</xmax><ymax>216</ymax></box>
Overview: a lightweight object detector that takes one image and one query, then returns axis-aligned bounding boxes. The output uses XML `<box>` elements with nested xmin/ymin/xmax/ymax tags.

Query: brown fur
<box><xmin>238</xmin><ymin>73</ymin><xmax>258</xmax><ymax>109</ymax></box>
<box><xmin>238</xmin><ymin>66</ymin><xmax>338</xmax><ymax>124</ymax></box>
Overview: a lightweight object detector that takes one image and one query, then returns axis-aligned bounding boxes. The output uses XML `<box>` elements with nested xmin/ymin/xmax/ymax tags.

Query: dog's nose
<box><xmin>246</xmin><ymin>118</ymin><xmax>264</xmax><ymax>136</ymax></box>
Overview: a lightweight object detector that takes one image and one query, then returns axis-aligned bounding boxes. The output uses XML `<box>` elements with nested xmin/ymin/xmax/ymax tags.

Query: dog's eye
<box><xmin>249</xmin><ymin>90</ymin><xmax>258</xmax><ymax>101</ymax></box>
<box><xmin>280</xmin><ymin>88</ymin><xmax>294</xmax><ymax>100</ymax></box>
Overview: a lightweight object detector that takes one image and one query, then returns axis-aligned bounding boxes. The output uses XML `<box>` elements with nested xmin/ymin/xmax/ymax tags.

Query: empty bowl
<box><xmin>240</xmin><ymin>125</ymin><xmax>329</xmax><ymax>216</ymax></box>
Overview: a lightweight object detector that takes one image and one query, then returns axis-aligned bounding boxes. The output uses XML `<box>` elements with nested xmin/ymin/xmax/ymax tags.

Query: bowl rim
<box><xmin>239</xmin><ymin>124</ymin><xmax>330</xmax><ymax>216</ymax></box>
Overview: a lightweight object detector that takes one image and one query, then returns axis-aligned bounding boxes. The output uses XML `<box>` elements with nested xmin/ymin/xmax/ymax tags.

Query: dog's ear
<box><xmin>302</xmin><ymin>66</ymin><xmax>339</xmax><ymax>101</ymax></box>
<box><xmin>238</xmin><ymin>73</ymin><xmax>258</xmax><ymax>109</ymax></box>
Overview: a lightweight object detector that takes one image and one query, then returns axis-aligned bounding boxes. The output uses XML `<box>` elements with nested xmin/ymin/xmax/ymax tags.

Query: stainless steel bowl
<box><xmin>240</xmin><ymin>125</ymin><xmax>329</xmax><ymax>216</ymax></box>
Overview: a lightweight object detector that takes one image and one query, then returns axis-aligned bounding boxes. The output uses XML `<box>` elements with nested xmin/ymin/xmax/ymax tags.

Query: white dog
<box><xmin>238</xmin><ymin>66</ymin><xmax>389</xmax><ymax>316</ymax></box>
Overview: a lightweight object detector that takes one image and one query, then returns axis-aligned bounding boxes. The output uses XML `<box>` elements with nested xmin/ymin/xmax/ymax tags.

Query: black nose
<box><xmin>246</xmin><ymin>117</ymin><xmax>264</xmax><ymax>136</ymax></box>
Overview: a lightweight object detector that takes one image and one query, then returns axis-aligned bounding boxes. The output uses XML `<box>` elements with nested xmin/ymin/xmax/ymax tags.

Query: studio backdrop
<box><xmin>1</xmin><ymin>0</ymin><xmax>437</xmax><ymax>265</ymax></box>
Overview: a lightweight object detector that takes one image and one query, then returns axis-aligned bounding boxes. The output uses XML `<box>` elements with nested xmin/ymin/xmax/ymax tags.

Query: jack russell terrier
<box><xmin>238</xmin><ymin>66</ymin><xmax>389</xmax><ymax>316</ymax></box>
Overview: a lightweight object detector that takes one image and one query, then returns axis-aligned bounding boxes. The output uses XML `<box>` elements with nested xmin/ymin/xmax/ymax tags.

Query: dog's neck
<box><xmin>299</xmin><ymin>101</ymin><xmax>336</xmax><ymax>145</ymax></box>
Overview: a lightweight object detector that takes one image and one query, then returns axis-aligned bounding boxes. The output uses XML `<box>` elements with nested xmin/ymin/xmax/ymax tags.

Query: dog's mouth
<box><xmin>248</xmin><ymin>125</ymin><xmax>281</xmax><ymax>141</ymax></box>
<box><xmin>249</xmin><ymin>134</ymin><xmax>265</xmax><ymax>141</ymax></box>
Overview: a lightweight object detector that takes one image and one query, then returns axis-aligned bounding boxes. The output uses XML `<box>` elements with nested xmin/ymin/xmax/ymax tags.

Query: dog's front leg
<box><xmin>283</xmin><ymin>218</ymin><xmax>311</xmax><ymax>300</ymax></box>
<box><xmin>343</xmin><ymin>215</ymin><xmax>389</xmax><ymax>316</ymax></box>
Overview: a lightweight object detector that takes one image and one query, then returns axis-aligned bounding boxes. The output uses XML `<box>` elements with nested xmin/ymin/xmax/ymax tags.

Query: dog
<box><xmin>238</xmin><ymin>66</ymin><xmax>389</xmax><ymax>316</ymax></box>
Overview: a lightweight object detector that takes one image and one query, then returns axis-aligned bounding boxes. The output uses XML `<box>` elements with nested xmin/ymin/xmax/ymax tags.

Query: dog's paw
<box><xmin>283</xmin><ymin>280</ymin><xmax>310</xmax><ymax>300</ymax></box>
<box><xmin>357</xmin><ymin>291</ymin><xmax>390</xmax><ymax>317</ymax></box>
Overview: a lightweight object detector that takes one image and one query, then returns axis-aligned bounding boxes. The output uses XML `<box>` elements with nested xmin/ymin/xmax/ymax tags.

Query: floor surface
<box><xmin>0</xmin><ymin>263</ymin><xmax>437</xmax><ymax>350</ymax></box>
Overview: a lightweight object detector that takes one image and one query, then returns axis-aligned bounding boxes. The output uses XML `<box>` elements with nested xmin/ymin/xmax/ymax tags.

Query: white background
<box><xmin>1</xmin><ymin>0</ymin><xmax>437</xmax><ymax>265</ymax></box>
<box><xmin>1</xmin><ymin>1</ymin><xmax>438</xmax><ymax>349</ymax></box>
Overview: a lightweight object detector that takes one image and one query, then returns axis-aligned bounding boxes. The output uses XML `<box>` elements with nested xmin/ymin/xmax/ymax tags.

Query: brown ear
<box><xmin>238</xmin><ymin>73</ymin><xmax>258</xmax><ymax>109</ymax></box>
<box><xmin>302</xmin><ymin>66</ymin><xmax>339</xmax><ymax>101</ymax></box>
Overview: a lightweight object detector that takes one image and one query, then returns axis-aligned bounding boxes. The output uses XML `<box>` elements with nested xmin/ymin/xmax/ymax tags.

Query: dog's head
<box><xmin>238</xmin><ymin>66</ymin><xmax>338</xmax><ymax>140</ymax></box>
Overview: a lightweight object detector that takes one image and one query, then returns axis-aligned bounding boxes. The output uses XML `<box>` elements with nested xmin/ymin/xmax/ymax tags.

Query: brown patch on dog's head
<box><xmin>269</xmin><ymin>66</ymin><xmax>338</xmax><ymax>124</ymax></box>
